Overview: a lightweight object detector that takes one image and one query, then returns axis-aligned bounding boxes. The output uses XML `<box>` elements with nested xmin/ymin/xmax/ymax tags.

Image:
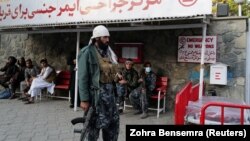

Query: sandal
<box><xmin>24</xmin><ymin>92</ymin><xmax>29</xmax><ymax>96</ymax></box>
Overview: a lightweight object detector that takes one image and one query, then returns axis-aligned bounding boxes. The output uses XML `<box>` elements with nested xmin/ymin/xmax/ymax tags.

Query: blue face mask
<box><xmin>145</xmin><ymin>67</ymin><xmax>151</xmax><ymax>73</ymax></box>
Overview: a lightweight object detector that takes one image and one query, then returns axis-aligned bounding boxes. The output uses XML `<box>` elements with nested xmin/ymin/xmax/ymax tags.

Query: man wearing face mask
<box><xmin>78</xmin><ymin>25</ymin><xmax>119</xmax><ymax>141</ymax></box>
<box><xmin>129</xmin><ymin>61</ymin><xmax>156</xmax><ymax>119</ymax></box>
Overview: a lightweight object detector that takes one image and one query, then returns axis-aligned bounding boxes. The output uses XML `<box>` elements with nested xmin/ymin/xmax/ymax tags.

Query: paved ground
<box><xmin>0</xmin><ymin>98</ymin><xmax>174</xmax><ymax>141</ymax></box>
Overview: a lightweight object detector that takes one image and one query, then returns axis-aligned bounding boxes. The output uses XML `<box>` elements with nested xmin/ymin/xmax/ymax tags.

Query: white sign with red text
<box><xmin>0</xmin><ymin>0</ymin><xmax>212</xmax><ymax>27</ymax></box>
<box><xmin>210</xmin><ymin>63</ymin><xmax>228</xmax><ymax>85</ymax></box>
<box><xmin>178</xmin><ymin>36</ymin><xmax>217</xmax><ymax>63</ymax></box>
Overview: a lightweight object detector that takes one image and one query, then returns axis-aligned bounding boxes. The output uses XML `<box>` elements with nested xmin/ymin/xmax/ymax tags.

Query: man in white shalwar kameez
<box><xmin>25</xmin><ymin>59</ymin><xmax>56</xmax><ymax>104</ymax></box>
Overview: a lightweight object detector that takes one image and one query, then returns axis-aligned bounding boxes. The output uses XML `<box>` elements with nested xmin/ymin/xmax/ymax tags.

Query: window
<box><xmin>115</xmin><ymin>43</ymin><xmax>143</xmax><ymax>63</ymax></box>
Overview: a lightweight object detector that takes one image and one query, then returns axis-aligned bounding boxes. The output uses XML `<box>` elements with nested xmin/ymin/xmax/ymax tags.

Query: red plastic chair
<box><xmin>52</xmin><ymin>70</ymin><xmax>71</xmax><ymax>101</ymax></box>
<box><xmin>150</xmin><ymin>76</ymin><xmax>168</xmax><ymax>118</ymax></box>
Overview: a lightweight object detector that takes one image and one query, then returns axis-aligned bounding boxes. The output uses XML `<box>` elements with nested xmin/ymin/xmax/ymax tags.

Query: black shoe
<box><xmin>140</xmin><ymin>112</ymin><xmax>148</xmax><ymax>119</ymax></box>
<box><xmin>133</xmin><ymin>110</ymin><xmax>142</xmax><ymax>115</ymax></box>
<box><xmin>25</xmin><ymin>100</ymin><xmax>34</xmax><ymax>104</ymax></box>
<box><xmin>69</xmin><ymin>104</ymin><xmax>74</xmax><ymax>108</ymax></box>
<box><xmin>118</xmin><ymin>109</ymin><xmax>123</xmax><ymax>114</ymax></box>
<box><xmin>9</xmin><ymin>94</ymin><xmax>17</xmax><ymax>99</ymax></box>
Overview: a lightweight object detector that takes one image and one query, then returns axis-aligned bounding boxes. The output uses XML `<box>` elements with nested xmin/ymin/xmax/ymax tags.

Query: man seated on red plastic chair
<box><xmin>114</xmin><ymin>59</ymin><xmax>139</xmax><ymax>114</ymax></box>
<box><xmin>129</xmin><ymin>62</ymin><xmax>156</xmax><ymax>119</ymax></box>
<box><xmin>25</xmin><ymin>58</ymin><xmax>56</xmax><ymax>104</ymax></box>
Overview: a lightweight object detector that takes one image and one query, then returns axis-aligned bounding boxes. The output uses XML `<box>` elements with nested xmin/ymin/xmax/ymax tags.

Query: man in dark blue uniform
<box><xmin>129</xmin><ymin>62</ymin><xmax>156</xmax><ymax>119</ymax></box>
<box><xmin>78</xmin><ymin>25</ymin><xmax>119</xmax><ymax>141</ymax></box>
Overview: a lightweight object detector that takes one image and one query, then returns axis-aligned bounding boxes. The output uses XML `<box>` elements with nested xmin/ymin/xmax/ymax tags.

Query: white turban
<box><xmin>91</xmin><ymin>25</ymin><xmax>110</xmax><ymax>39</ymax></box>
<box><xmin>89</xmin><ymin>25</ymin><xmax>110</xmax><ymax>45</ymax></box>
<box><xmin>89</xmin><ymin>25</ymin><xmax>118</xmax><ymax>64</ymax></box>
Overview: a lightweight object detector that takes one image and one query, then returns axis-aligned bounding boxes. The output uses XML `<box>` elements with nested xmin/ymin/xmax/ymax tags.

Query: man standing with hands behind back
<box><xmin>78</xmin><ymin>25</ymin><xmax>119</xmax><ymax>141</ymax></box>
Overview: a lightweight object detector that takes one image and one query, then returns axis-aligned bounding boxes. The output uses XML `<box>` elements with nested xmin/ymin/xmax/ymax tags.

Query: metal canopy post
<box><xmin>245</xmin><ymin>19</ymin><xmax>250</xmax><ymax>104</ymax></box>
<box><xmin>199</xmin><ymin>23</ymin><xmax>207</xmax><ymax>99</ymax></box>
<box><xmin>74</xmin><ymin>32</ymin><xmax>80</xmax><ymax>111</ymax></box>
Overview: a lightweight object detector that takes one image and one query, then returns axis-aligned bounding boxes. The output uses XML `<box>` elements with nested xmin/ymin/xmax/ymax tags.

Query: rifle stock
<box><xmin>79</xmin><ymin>85</ymin><xmax>98</xmax><ymax>140</ymax></box>
<box><xmin>71</xmin><ymin>117</ymin><xmax>85</xmax><ymax>125</ymax></box>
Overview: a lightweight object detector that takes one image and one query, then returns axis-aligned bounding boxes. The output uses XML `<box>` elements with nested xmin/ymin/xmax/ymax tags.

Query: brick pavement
<box><xmin>0</xmin><ymin>98</ymin><xmax>174</xmax><ymax>141</ymax></box>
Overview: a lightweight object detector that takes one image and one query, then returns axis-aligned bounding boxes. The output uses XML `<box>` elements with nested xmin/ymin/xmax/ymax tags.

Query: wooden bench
<box><xmin>49</xmin><ymin>70</ymin><xmax>71</xmax><ymax>101</ymax></box>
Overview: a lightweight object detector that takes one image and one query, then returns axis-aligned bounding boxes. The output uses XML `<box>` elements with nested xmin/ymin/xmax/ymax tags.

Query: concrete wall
<box><xmin>0</xmin><ymin>17</ymin><xmax>248</xmax><ymax>110</ymax></box>
<box><xmin>207</xmin><ymin>17</ymin><xmax>247</xmax><ymax>102</ymax></box>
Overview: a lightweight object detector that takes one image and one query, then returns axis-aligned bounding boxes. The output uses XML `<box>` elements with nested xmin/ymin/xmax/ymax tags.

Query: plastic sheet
<box><xmin>185</xmin><ymin>96</ymin><xmax>250</xmax><ymax>124</ymax></box>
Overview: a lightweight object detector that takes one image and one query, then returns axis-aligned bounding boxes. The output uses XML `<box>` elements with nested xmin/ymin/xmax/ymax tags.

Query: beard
<box><xmin>97</xmin><ymin>39</ymin><xmax>109</xmax><ymax>51</ymax></box>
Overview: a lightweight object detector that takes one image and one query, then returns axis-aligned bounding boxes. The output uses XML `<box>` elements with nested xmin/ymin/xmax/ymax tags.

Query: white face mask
<box><xmin>145</xmin><ymin>67</ymin><xmax>151</xmax><ymax>73</ymax></box>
